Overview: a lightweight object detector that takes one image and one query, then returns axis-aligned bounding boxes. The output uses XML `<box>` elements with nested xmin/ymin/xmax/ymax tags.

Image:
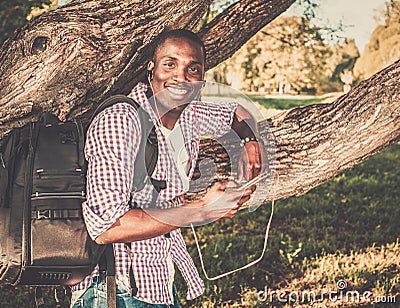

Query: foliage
<box><xmin>375</xmin><ymin>0</ymin><xmax>400</xmax><ymax>25</ymax></box>
<box><xmin>354</xmin><ymin>0</ymin><xmax>400</xmax><ymax>79</ymax></box>
<box><xmin>205</xmin><ymin>16</ymin><xmax>360</xmax><ymax>94</ymax></box>
<box><xmin>208</xmin><ymin>0</ymin><xmax>320</xmax><ymax>22</ymax></box>
<box><xmin>247</xmin><ymin>94</ymin><xmax>330</xmax><ymax>110</ymax></box>
<box><xmin>0</xmin><ymin>0</ymin><xmax>53</xmax><ymax>47</ymax></box>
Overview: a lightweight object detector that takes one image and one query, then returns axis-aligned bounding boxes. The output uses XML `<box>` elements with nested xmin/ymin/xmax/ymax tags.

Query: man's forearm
<box><xmin>95</xmin><ymin>199</ymin><xmax>206</xmax><ymax>244</ymax></box>
<box><xmin>232</xmin><ymin>105</ymin><xmax>259</xmax><ymax>139</ymax></box>
<box><xmin>94</xmin><ymin>181</ymin><xmax>251</xmax><ymax>244</ymax></box>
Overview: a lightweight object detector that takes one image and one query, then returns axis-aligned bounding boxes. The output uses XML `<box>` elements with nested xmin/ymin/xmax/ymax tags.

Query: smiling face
<box><xmin>148</xmin><ymin>37</ymin><xmax>205</xmax><ymax>121</ymax></box>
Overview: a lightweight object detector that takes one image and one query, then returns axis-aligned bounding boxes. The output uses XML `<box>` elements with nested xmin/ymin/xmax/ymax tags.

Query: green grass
<box><xmin>239</xmin><ymin>242</ymin><xmax>400</xmax><ymax>307</ymax></box>
<box><xmin>177</xmin><ymin>143</ymin><xmax>400</xmax><ymax>307</ymax></box>
<box><xmin>248</xmin><ymin>95</ymin><xmax>331</xmax><ymax>110</ymax></box>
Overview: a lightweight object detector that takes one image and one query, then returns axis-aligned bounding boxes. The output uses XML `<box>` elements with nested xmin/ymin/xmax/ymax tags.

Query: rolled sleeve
<box><xmin>192</xmin><ymin>101</ymin><xmax>238</xmax><ymax>138</ymax></box>
<box><xmin>82</xmin><ymin>103</ymin><xmax>141</xmax><ymax>240</ymax></box>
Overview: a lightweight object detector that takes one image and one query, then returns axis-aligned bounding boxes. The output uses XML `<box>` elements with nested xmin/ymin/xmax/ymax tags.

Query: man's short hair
<box><xmin>150</xmin><ymin>29</ymin><xmax>206</xmax><ymax>62</ymax></box>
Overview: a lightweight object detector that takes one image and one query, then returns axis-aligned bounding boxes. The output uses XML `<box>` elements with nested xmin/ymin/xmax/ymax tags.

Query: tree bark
<box><xmin>0</xmin><ymin>0</ymin><xmax>295</xmax><ymax>136</ymax></box>
<box><xmin>0</xmin><ymin>0</ymin><xmax>399</xmax><ymax>205</ymax></box>
<box><xmin>186</xmin><ymin>59</ymin><xmax>400</xmax><ymax>205</ymax></box>
<box><xmin>0</xmin><ymin>0</ymin><xmax>212</xmax><ymax>128</ymax></box>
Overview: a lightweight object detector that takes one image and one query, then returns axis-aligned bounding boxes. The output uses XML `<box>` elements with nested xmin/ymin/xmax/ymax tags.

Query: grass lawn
<box><xmin>247</xmin><ymin>94</ymin><xmax>334</xmax><ymax>110</ymax></box>
<box><xmin>179</xmin><ymin>143</ymin><xmax>399</xmax><ymax>307</ymax></box>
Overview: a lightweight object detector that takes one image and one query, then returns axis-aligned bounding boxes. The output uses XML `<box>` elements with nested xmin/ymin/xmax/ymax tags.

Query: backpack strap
<box><xmin>98</xmin><ymin>244</ymin><xmax>116</xmax><ymax>308</ymax></box>
<box><xmin>90</xmin><ymin>95</ymin><xmax>138</xmax><ymax>122</ymax></box>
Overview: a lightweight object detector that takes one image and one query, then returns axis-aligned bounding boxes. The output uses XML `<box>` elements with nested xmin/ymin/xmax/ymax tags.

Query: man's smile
<box><xmin>167</xmin><ymin>86</ymin><xmax>190</xmax><ymax>96</ymax></box>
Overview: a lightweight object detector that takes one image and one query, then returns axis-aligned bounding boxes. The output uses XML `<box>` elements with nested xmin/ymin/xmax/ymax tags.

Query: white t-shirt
<box><xmin>159</xmin><ymin>124</ymin><xmax>190</xmax><ymax>193</ymax></box>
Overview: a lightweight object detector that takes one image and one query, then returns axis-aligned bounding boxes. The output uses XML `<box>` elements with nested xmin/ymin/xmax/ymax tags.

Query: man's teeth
<box><xmin>168</xmin><ymin>87</ymin><xmax>188</xmax><ymax>95</ymax></box>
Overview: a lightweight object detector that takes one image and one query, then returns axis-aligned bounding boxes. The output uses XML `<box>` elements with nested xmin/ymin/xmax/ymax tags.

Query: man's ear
<box><xmin>147</xmin><ymin>61</ymin><xmax>154</xmax><ymax>81</ymax></box>
<box><xmin>147</xmin><ymin>60</ymin><xmax>154</xmax><ymax>71</ymax></box>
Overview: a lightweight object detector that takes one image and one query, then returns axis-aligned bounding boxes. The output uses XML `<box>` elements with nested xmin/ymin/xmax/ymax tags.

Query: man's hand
<box><xmin>238</xmin><ymin>140</ymin><xmax>267</xmax><ymax>182</ymax></box>
<box><xmin>231</xmin><ymin>105</ymin><xmax>268</xmax><ymax>182</ymax></box>
<box><xmin>186</xmin><ymin>181</ymin><xmax>254</xmax><ymax>223</ymax></box>
<box><xmin>95</xmin><ymin>181</ymin><xmax>255</xmax><ymax>244</ymax></box>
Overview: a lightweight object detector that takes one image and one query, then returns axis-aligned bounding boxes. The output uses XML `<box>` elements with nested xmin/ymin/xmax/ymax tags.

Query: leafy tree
<box><xmin>208</xmin><ymin>15</ymin><xmax>359</xmax><ymax>93</ymax></box>
<box><xmin>376</xmin><ymin>0</ymin><xmax>400</xmax><ymax>24</ymax></box>
<box><xmin>354</xmin><ymin>0</ymin><xmax>400</xmax><ymax>79</ymax></box>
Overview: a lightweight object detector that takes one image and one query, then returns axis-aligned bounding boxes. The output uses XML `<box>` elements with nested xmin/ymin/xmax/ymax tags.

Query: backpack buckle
<box><xmin>0</xmin><ymin>153</ymin><xmax>5</xmax><ymax>168</ymax></box>
<box><xmin>37</xmin><ymin>209</ymin><xmax>50</xmax><ymax>220</ymax></box>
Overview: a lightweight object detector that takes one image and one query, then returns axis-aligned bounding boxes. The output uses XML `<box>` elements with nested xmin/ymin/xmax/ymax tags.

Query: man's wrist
<box><xmin>183</xmin><ymin>198</ymin><xmax>208</xmax><ymax>224</ymax></box>
<box><xmin>239</xmin><ymin>136</ymin><xmax>261</xmax><ymax>147</ymax></box>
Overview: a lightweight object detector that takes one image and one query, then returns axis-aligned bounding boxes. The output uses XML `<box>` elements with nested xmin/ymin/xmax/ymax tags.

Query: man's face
<box><xmin>149</xmin><ymin>37</ymin><xmax>205</xmax><ymax>115</ymax></box>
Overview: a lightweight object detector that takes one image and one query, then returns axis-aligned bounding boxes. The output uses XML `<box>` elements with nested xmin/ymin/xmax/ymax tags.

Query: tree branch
<box><xmin>0</xmin><ymin>0</ymin><xmax>212</xmax><ymax>133</ymax></box>
<box><xmin>187</xmin><ymin>59</ymin><xmax>400</xmax><ymax>205</ymax></box>
<box><xmin>0</xmin><ymin>0</ymin><xmax>296</xmax><ymax>138</ymax></box>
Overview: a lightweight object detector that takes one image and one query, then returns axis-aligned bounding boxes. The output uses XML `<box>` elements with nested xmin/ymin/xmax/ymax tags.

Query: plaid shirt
<box><xmin>72</xmin><ymin>82</ymin><xmax>237</xmax><ymax>305</ymax></box>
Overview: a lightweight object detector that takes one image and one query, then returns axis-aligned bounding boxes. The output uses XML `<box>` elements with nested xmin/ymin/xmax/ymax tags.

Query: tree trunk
<box><xmin>0</xmin><ymin>0</ymin><xmax>294</xmax><ymax>135</ymax></box>
<box><xmin>0</xmin><ymin>0</ymin><xmax>399</xmax><ymax>205</ymax></box>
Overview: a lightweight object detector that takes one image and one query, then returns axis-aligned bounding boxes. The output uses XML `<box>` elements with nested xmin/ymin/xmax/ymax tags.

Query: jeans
<box><xmin>72</xmin><ymin>277</ymin><xmax>181</xmax><ymax>308</ymax></box>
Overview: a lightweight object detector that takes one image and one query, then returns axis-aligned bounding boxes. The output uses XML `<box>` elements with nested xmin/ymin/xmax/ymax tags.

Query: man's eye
<box><xmin>165</xmin><ymin>62</ymin><xmax>175</xmax><ymax>68</ymax></box>
<box><xmin>189</xmin><ymin>67</ymin><xmax>201</xmax><ymax>74</ymax></box>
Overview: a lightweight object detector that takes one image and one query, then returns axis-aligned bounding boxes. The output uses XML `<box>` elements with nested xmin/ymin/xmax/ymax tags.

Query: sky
<box><xmin>284</xmin><ymin>0</ymin><xmax>388</xmax><ymax>53</ymax></box>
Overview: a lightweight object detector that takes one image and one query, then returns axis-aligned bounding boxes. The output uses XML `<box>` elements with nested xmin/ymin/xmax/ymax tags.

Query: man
<box><xmin>71</xmin><ymin>29</ymin><xmax>265</xmax><ymax>307</ymax></box>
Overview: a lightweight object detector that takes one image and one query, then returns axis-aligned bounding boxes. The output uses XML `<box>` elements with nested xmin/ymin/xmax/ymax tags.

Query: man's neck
<box><xmin>159</xmin><ymin>110</ymin><xmax>181</xmax><ymax>130</ymax></box>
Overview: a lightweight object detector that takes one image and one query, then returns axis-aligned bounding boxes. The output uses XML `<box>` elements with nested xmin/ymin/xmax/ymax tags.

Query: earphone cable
<box><xmin>191</xmin><ymin>170</ymin><xmax>279</xmax><ymax>280</ymax></box>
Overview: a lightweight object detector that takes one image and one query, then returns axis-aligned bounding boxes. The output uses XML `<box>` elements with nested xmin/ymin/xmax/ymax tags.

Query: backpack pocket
<box><xmin>33</xmin><ymin>169</ymin><xmax>85</xmax><ymax>193</ymax></box>
<box><xmin>30</xmin><ymin>193</ymin><xmax>89</xmax><ymax>267</ymax></box>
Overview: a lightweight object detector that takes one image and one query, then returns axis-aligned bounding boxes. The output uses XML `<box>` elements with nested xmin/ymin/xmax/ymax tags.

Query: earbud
<box><xmin>201</xmin><ymin>80</ymin><xmax>206</xmax><ymax>88</ymax></box>
<box><xmin>147</xmin><ymin>70</ymin><xmax>153</xmax><ymax>81</ymax></box>
<box><xmin>147</xmin><ymin>60</ymin><xmax>154</xmax><ymax>82</ymax></box>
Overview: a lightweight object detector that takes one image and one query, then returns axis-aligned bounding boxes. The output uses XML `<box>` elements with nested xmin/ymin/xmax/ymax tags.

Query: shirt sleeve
<box><xmin>82</xmin><ymin>103</ymin><xmax>141</xmax><ymax>240</ymax></box>
<box><xmin>170</xmin><ymin>229</ymin><xmax>205</xmax><ymax>300</ymax></box>
<box><xmin>194</xmin><ymin>101</ymin><xmax>238</xmax><ymax>138</ymax></box>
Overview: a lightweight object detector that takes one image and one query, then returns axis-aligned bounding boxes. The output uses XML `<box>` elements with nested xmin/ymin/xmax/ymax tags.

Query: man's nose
<box><xmin>173</xmin><ymin>67</ymin><xmax>188</xmax><ymax>82</ymax></box>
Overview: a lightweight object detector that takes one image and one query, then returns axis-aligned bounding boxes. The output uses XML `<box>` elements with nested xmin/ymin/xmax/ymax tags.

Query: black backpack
<box><xmin>0</xmin><ymin>95</ymin><xmax>158</xmax><ymax>288</ymax></box>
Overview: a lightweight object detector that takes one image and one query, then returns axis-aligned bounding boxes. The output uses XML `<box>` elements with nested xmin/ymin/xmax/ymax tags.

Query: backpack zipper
<box><xmin>31</xmin><ymin>192</ymin><xmax>85</xmax><ymax>200</ymax></box>
<box><xmin>34</xmin><ymin>169</ymin><xmax>84</xmax><ymax>179</ymax></box>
